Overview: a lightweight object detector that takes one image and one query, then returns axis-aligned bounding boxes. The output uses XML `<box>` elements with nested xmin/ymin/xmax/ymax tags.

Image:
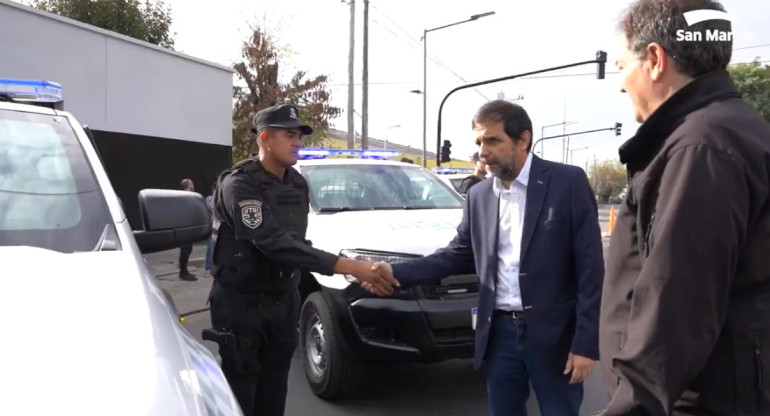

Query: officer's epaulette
<box><xmin>234</xmin><ymin>157</ymin><xmax>256</xmax><ymax>168</ymax></box>
<box><xmin>240</xmin><ymin>159</ymin><xmax>261</xmax><ymax>173</ymax></box>
<box><xmin>227</xmin><ymin>157</ymin><xmax>258</xmax><ymax>174</ymax></box>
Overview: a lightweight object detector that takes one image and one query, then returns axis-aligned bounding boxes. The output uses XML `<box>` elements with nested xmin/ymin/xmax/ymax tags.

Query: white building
<box><xmin>0</xmin><ymin>0</ymin><xmax>233</xmax><ymax>229</ymax></box>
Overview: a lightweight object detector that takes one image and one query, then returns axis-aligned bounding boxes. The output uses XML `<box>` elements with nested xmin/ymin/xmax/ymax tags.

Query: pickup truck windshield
<box><xmin>0</xmin><ymin>108</ymin><xmax>114</xmax><ymax>252</ymax></box>
<box><xmin>302</xmin><ymin>164</ymin><xmax>463</xmax><ymax>211</ymax></box>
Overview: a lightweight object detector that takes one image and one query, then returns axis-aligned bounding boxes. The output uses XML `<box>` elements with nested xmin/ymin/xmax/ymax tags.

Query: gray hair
<box><xmin>619</xmin><ymin>0</ymin><xmax>732</xmax><ymax>78</ymax></box>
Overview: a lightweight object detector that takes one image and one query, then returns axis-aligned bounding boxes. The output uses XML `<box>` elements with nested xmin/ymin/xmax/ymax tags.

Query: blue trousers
<box><xmin>205</xmin><ymin>235</ymin><xmax>213</xmax><ymax>271</ymax></box>
<box><xmin>485</xmin><ymin>313</ymin><xmax>583</xmax><ymax>416</ymax></box>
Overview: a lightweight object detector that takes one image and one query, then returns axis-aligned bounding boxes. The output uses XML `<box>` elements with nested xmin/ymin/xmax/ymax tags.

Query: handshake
<box><xmin>337</xmin><ymin>258</ymin><xmax>400</xmax><ymax>296</ymax></box>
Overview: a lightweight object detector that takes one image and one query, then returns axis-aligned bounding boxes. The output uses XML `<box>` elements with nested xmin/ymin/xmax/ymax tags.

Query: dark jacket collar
<box><xmin>618</xmin><ymin>70</ymin><xmax>741</xmax><ymax>172</ymax></box>
<box><xmin>241</xmin><ymin>157</ymin><xmax>289</xmax><ymax>182</ymax></box>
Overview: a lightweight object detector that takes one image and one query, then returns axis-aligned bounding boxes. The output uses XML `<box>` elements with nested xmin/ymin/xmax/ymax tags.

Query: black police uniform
<box><xmin>458</xmin><ymin>174</ymin><xmax>482</xmax><ymax>195</ymax></box>
<box><xmin>205</xmin><ymin>104</ymin><xmax>340</xmax><ymax>416</ymax></box>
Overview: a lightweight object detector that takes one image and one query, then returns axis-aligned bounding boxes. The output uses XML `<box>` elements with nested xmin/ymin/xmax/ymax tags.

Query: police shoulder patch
<box><xmin>239</xmin><ymin>199</ymin><xmax>263</xmax><ymax>229</ymax></box>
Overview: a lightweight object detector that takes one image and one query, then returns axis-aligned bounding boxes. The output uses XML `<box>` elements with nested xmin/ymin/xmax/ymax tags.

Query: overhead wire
<box><xmin>369</xmin><ymin>4</ymin><xmax>490</xmax><ymax>100</ymax></box>
<box><xmin>325</xmin><ymin>58</ymin><xmax>770</xmax><ymax>87</ymax></box>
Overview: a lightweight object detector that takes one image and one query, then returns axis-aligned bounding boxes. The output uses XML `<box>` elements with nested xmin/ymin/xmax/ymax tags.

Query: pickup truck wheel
<box><xmin>300</xmin><ymin>292</ymin><xmax>360</xmax><ymax>400</ymax></box>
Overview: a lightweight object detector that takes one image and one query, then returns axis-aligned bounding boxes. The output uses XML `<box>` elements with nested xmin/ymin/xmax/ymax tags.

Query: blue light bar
<box><xmin>0</xmin><ymin>79</ymin><xmax>63</xmax><ymax>103</ymax></box>
<box><xmin>432</xmin><ymin>167</ymin><xmax>474</xmax><ymax>175</ymax></box>
<box><xmin>298</xmin><ymin>148</ymin><xmax>399</xmax><ymax>160</ymax></box>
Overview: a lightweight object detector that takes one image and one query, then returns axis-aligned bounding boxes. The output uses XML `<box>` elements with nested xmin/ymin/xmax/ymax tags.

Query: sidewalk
<box><xmin>144</xmin><ymin>242</ymin><xmax>213</xmax><ymax>316</ymax></box>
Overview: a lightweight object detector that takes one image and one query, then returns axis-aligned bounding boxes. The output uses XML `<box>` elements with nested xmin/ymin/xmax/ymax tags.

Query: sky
<box><xmin>164</xmin><ymin>0</ymin><xmax>769</xmax><ymax>170</ymax></box>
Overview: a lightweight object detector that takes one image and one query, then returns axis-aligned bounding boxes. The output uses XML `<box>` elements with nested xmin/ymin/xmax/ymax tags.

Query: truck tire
<box><xmin>300</xmin><ymin>292</ymin><xmax>360</xmax><ymax>400</ymax></box>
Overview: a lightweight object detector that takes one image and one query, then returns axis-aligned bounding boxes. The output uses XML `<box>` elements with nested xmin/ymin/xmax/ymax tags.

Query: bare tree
<box><xmin>231</xmin><ymin>24</ymin><xmax>342</xmax><ymax>163</ymax></box>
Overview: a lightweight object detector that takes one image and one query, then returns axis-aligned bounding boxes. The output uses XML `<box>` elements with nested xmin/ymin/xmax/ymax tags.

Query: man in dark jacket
<box><xmin>457</xmin><ymin>152</ymin><xmax>487</xmax><ymax>195</ymax></box>
<box><xmin>599</xmin><ymin>1</ymin><xmax>770</xmax><ymax>415</ymax></box>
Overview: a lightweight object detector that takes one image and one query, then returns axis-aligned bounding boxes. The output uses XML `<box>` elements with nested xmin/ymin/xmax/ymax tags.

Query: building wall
<box><xmin>0</xmin><ymin>0</ymin><xmax>233</xmax><ymax>146</ymax></box>
<box><xmin>0</xmin><ymin>0</ymin><xmax>234</xmax><ymax>229</ymax></box>
<box><xmin>91</xmin><ymin>130</ymin><xmax>230</xmax><ymax>229</ymax></box>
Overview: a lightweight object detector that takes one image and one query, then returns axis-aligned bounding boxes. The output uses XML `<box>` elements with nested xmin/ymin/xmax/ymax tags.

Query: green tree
<box><xmin>30</xmin><ymin>0</ymin><xmax>175</xmax><ymax>49</ymax></box>
<box><xmin>728</xmin><ymin>58</ymin><xmax>770</xmax><ymax>125</ymax></box>
<box><xmin>589</xmin><ymin>160</ymin><xmax>627</xmax><ymax>204</ymax></box>
<box><xmin>231</xmin><ymin>25</ymin><xmax>342</xmax><ymax>164</ymax></box>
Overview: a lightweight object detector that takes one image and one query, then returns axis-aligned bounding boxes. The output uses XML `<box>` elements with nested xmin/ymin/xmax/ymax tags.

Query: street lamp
<box><xmin>540</xmin><ymin>121</ymin><xmax>577</xmax><ymax>158</ymax></box>
<box><xmin>570</xmin><ymin>146</ymin><xmax>589</xmax><ymax>164</ymax></box>
<box><xmin>385</xmin><ymin>124</ymin><xmax>401</xmax><ymax>149</ymax></box>
<box><xmin>422</xmin><ymin>11</ymin><xmax>495</xmax><ymax>167</ymax></box>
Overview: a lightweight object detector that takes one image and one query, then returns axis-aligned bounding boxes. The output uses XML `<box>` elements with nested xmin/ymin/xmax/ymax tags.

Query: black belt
<box><xmin>494</xmin><ymin>309</ymin><xmax>525</xmax><ymax>319</ymax></box>
<box><xmin>213</xmin><ymin>280</ymin><xmax>294</xmax><ymax>298</ymax></box>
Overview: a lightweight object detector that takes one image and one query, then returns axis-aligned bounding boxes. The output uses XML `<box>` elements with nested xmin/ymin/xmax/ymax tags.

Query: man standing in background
<box><xmin>458</xmin><ymin>152</ymin><xmax>487</xmax><ymax>195</ymax></box>
<box><xmin>178</xmin><ymin>178</ymin><xmax>197</xmax><ymax>281</ymax></box>
<box><xmin>204</xmin><ymin>183</ymin><xmax>215</xmax><ymax>278</ymax></box>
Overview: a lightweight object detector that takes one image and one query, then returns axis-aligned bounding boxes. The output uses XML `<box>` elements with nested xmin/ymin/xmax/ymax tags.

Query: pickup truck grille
<box><xmin>432</xmin><ymin>327</ymin><xmax>476</xmax><ymax>345</ymax></box>
<box><xmin>419</xmin><ymin>273</ymin><xmax>478</xmax><ymax>300</ymax></box>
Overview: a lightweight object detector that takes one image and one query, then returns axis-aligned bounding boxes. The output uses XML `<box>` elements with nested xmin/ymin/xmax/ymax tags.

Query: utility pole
<box><xmin>361</xmin><ymin>0</ymin><xmax>369</xmax><ymax>149</ymax></box>
<box><xmin>346</xmin><ymin>0</ymin><xmax>355</xmax><ymax>149</ymax></box>
<box><xmin>562</xmin><ymin>95</ymin><xmax>567</xmax><ymax>163</ymax></box>
<box><xmin>422</xmin><ymin>28</ymin><xmax>428</xmax><ymax>166</ymax></box>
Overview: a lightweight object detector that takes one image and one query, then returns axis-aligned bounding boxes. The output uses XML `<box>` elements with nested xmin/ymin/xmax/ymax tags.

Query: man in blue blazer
<box><xmin>371</xmin><ymin>100</ymin><xmax>604</xmax><ymax>416</ymax></box>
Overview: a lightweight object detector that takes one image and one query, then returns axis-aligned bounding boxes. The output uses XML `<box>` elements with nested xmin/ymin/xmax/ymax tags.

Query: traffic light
<box><xmin>596</xmin><ymin>50</ymin><xmax>607</xmax><ymax>79</ymax></box>
<box><xmin>614</xmin><ymin>122</ymin><xmax>622</xmax><ymax>136</ymax></box>
<box><xmin>440</xmin><ymin>140</ymin><xmax>452</xmax><ymax>163</ymax></box>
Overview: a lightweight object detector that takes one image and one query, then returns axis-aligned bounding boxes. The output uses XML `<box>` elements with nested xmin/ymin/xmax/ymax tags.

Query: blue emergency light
<box><xmin>298</xmin><ymin>148</ymin><xmax>399</xmax><ymax>160</ymax></box>
<box><xmin>432</xmin><ymin>167</ymin><xmax>474</xmax><ymax>175</ymax></box>
<box><xmin>0</xmin><ymin>78</ymin><xmax>63</xmax><ymax>109</ymax></box>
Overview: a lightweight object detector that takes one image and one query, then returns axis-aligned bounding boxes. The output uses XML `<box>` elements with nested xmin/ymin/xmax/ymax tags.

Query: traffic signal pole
<box><xmin>531</xmin><ymin>124</ymin><xmax>621</xmax><ymax>152</ymax></box>
<box><xmin>435</xmin><ymin>51</ymin><xmax>608</xmax><ymax>166</ymax></box>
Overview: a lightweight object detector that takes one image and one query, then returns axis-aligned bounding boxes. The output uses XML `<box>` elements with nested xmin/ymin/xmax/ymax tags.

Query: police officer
<box><xmin>457</xmin><ymin>152</ymin><xmax>486</xmax><ymax>195</ymax></box>
<box><xmin>206</xmin><ymin>104</ymin><xmax>398</xmax><ymax>416</ymax></box>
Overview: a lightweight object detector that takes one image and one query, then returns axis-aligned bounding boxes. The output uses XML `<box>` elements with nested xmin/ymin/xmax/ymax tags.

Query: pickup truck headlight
<box><xmin>339</xmin><ymin>249</ymin><xmax>419</xmax><ymax>282</ymax></box>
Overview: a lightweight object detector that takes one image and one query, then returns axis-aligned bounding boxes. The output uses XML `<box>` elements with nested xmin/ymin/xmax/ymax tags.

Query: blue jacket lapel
<box><xmin>520</xmin><ymin>156</ymin><xmax>549</xmax><ymax>261</ymax></box>
<box><xmin>484</xmin><ymin>183</ymin><xmax>499</xmax><ymax>286</ymax></box>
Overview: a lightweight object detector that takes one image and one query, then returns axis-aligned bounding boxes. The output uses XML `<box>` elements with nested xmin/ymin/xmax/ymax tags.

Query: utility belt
<box><xmin>212</xmin><ymin>262</ymin><xmax>300</xmax><ymax>293</ymax></box>
<box><xmin>212</xmin><ymin>233</ymin><xmax>299</xmax><ymax>293</ymax></box>
<box><xmin>211</xmin><ymin>277</ymin><xmax>298</xmax><ymax>299</ymax></box>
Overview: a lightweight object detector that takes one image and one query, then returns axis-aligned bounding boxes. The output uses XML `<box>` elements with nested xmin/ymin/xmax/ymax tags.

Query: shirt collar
<box><xmin>493</xmin><ymin>152</ymin><xmax>532</xmax><ymax>196</ymax></box>
<box><xmin>618</xmin><ymin>70</ymin><xmax>739</xmax><ymax>173</ymax></box>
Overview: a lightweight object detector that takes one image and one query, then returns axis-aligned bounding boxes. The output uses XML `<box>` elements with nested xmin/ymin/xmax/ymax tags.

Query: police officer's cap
<box><xmin>251</xmin><ymin>104</ymin><xmax>313</xmax><ymax>135</ymax></box>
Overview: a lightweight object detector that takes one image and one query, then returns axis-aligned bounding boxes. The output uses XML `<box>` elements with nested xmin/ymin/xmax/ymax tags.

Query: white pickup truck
<box><xmin>0</xmin><ymin>78</ymin><xmax>242</xmax><ymax>416</ymax></box>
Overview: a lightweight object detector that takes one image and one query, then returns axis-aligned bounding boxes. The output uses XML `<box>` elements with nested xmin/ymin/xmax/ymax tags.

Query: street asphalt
<box><xmin>144</xmin><ymin>210</ymin><xmax>616</xmax><ymax>415</ymax></box>
<box><xmin>181</xmin><ymin>311</ymin><xmax>608</xmax><ymax>416</ymax></box>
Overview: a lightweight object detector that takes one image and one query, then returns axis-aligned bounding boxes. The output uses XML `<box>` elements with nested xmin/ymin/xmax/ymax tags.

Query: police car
<box><xmin>0</xmin><ymin>79</ymin><xmax>243</xmax><ymax>415</ymax></box>
<box><xmin>432</xmin><ymin>167</ymin><xmax>474</xmax><ymax>195</ymax></box>
<box><xmin>293</xmin><ymin>149</ymin><xmax>478</xmax><ymax>399</ymax></box>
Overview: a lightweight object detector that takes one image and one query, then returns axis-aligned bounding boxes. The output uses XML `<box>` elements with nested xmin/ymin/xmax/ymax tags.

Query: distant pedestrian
<box><xmin>204</xmin><ymin>184</ymin><xmax>215</xmax><ymax>278</ymax></box>
<box><xmin>179</xmin><ymin>178</ymin><xmax>197</xmax><ymax>281</ymax></box>
<box><xmin>458</xmin><ymin>152</ymin><xmax>487</xmax><ymax>195</ymax></box>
